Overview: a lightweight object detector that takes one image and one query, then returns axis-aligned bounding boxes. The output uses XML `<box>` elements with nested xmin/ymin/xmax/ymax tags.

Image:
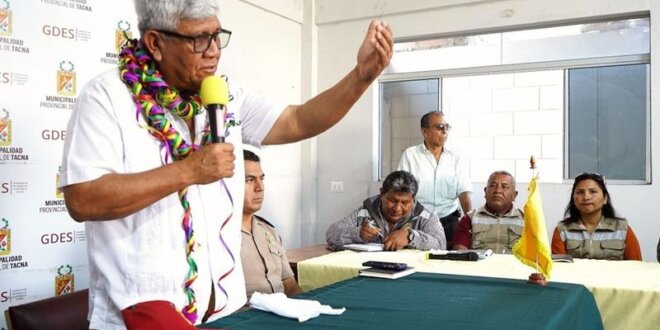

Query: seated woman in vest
<box><xmin>551</xmin><ymin>172</ymin><xmax>641</xmax><ymax>260</ymax></box>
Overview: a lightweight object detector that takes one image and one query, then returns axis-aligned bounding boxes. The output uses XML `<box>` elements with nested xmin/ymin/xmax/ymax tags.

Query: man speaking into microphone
<box><xmin>58</xmin><ymin>0</ymin><xmax>393</xmax><ymax>329</ymax></box>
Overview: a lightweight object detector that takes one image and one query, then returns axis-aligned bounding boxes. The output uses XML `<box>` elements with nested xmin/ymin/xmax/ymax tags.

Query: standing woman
<box><xmin>551</xmin><ymin>173</ymin><xmax>642</xmax><ymax>260</ymax></box>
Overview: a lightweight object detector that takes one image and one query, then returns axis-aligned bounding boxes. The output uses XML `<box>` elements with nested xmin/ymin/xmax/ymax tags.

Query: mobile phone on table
<box><xmin>362</xmin><ymin>261</ymin><xmax>408</xmax><ymax>271</ymax></box>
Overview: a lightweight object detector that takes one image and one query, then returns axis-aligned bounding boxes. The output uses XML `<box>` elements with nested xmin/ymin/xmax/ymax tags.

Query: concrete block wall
<box><xmin>444</xmin><ymin>70</ymin><xmax>564</xmax><ymax>183</ymax></box>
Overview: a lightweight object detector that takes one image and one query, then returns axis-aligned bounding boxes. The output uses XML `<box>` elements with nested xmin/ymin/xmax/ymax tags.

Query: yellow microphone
<box><xmin>200</xmin><ymin>76</ymin><xmax>229</xmax><ymax>143</ymax></box>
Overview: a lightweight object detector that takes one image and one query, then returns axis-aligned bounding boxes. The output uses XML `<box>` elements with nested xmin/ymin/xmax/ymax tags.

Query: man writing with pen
<box><xmin>326</xmin><ymin>170</ymin><xmax>446</xmax><ymax>251</ymax></box>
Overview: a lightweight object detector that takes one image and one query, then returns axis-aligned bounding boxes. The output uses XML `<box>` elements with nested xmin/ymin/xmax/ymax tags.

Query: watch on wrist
<box><xmin>407</xmin><ymin>229</ymin><xmax>414</xmax><ymax>243</ymax></box>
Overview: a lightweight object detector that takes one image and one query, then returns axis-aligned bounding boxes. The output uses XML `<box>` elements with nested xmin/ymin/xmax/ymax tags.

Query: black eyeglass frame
<box><xmin>156</xmin><ymin>28</ymin><xmax>232</xmax><ymax>53</ymax></box>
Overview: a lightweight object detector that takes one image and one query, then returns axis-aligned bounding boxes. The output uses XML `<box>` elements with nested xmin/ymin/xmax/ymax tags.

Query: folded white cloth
<box><xmin>249</xmin><ymin>292</ymin><xmax>346</xmax><ymax>322</ymax></box>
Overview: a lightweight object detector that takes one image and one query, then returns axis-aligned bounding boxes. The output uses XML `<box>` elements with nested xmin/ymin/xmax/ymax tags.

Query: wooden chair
<box><xmin>5</xmin><ymin>289</ymin><xmax>89</xmax><ymax>330</ymax></box>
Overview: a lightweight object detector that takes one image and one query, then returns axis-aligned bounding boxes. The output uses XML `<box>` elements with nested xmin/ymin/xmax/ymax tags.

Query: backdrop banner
<box><xmin>0</xmin><ymin>1</ymin><xmax>137</xmax><ymax>328</ymax></box>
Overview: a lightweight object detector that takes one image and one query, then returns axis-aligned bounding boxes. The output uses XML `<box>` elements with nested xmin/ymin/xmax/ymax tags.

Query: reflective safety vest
<box><xmin>469</xmin><ymin>206</ymin><xmax>524</xmax><ymax>254</ymax></box>
<box><xmin>557</xmin><ymin>217</ymin><xmax>629</xmax><ymax>260</ymax></box>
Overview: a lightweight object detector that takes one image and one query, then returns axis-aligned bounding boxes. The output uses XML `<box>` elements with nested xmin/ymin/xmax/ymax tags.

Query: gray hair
<box><xmin>134</xmin><ymin>0</ymin><xmax>220</xmax><ymax>35</ymax></box>
<box><xmin>487</xmin><ymin>170</ymin><xmax>516</xmax><ymax>186</ymax></box>
<box><xmin>381</xmin><ymin>171</ymin><xmax>419</xmax><ymax>197</ymax></box>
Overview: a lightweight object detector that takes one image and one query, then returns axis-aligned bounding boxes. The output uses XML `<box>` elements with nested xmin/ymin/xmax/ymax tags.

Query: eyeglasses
<box><xmin>156</xmin><ymin>28</ymin><xmax>232</xmax><ymax>53</ymax></box>
<box><xmin>425</xmin><ymin>123</ymin><xmax>451</xmax><ymax>132</ymax></box>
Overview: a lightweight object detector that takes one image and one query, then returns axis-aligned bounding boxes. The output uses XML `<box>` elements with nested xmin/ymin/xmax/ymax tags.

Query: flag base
<box><xmin>527</xmin><ymin>272</ymin><xmax>547</xmax><ymax>286</ymax></box>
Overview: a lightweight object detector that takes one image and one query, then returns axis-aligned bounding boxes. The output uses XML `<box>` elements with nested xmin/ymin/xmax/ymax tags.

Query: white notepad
<box><xmin>344</xmin><ymin>243</ymin><xmax>384</xmax><ymax>252</ymax></box>
<box><xmin>359</xmin><ymin>266</ymin><xmax>415</xmax><ymax>279</ymax></box>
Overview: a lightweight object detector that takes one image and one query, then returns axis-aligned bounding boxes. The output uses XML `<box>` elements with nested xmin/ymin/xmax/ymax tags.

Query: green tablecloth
<box><xmin>202</xmin><ymin>272</ymin><xmax>603</xmax><ymax>329</ymax></box>
<box><xmin>295</xmin><ymin>250</ymin><xmax>660</xmax><ymax>329</ymax></box>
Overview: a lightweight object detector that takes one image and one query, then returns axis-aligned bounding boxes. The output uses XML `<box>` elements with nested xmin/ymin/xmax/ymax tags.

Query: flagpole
<box><xmin>527</xmin><ymin>155</ymin><xmax>547</xmax><ymax>286</ymax></box>
<box><xmin>531</xmin><ymin>156</ymin><xmax>540</xmax><ymax>274</ymax></box>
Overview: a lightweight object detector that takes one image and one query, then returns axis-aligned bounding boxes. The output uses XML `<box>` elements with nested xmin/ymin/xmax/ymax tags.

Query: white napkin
<box><xmin>249</xmin><ymin>292</ymin><xmax>346</xmax><ymax>322</ymax></box>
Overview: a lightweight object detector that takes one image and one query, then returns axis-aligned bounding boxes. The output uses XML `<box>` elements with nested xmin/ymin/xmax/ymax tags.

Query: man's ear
<box><xmin>514</xmin><ymin>191</ymin><xmax>518</xmax><ymax>200</ymax></box>
<box><xmin>142</xmin><ymin>30</ymin><xmax>163</xmax><ymax>61</ymax></box>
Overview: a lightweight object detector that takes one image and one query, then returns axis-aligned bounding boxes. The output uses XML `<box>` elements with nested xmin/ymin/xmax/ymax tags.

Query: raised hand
<box><xmin>356</xmin><ymin>19</ymin><xmax>394</xmax><ymax>83</ymax></box>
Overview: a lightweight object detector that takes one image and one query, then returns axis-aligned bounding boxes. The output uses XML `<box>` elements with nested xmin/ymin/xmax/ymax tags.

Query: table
<box><xmin>297</xmin><ymin>250</ymin><xmax>660</xmax><ymax>330</ymax></box>
<box><xmin>286</xmin><ymin>244</ymin><xmax>331</xmax><ymax>279</ymax></box>
<box><xmin>202</xmin><ymin>272</ymin><xmax>602</xmax><ymax>329</ymax></box>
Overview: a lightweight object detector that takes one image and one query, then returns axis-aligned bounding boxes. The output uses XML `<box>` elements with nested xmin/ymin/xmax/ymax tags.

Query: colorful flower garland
<box><xmin>118</xmin><ymin>37</ymin><xmax>210</xmax><ymax>323</ymax></box>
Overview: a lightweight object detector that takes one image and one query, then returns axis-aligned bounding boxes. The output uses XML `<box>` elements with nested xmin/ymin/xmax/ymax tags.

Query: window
<box><xmin>568</xmin><ymin>64</ymin><xmax>649</xmax><ymax>181</ymax></box>
<box><xmin>378</xmin><ymin>17</ymin><xmax>650</xmax><ymax>183</ymax></box>
<box><xmin>380</xmin><ymin>79</ymin><xmax>439</xmax><ymax>176</ymax></box>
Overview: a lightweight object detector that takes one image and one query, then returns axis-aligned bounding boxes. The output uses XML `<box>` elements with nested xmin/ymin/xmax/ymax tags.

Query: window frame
<box><xmin>376</xmin><ymin>54</ymin><xmax>650</xmax><ymax>183</ymax></box>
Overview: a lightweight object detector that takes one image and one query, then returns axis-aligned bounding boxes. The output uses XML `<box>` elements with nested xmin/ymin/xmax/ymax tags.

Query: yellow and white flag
<box><xmin>512</xmin><ymin>175</ymin><xmax>553</xmax><ymax>278</ymax></box>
